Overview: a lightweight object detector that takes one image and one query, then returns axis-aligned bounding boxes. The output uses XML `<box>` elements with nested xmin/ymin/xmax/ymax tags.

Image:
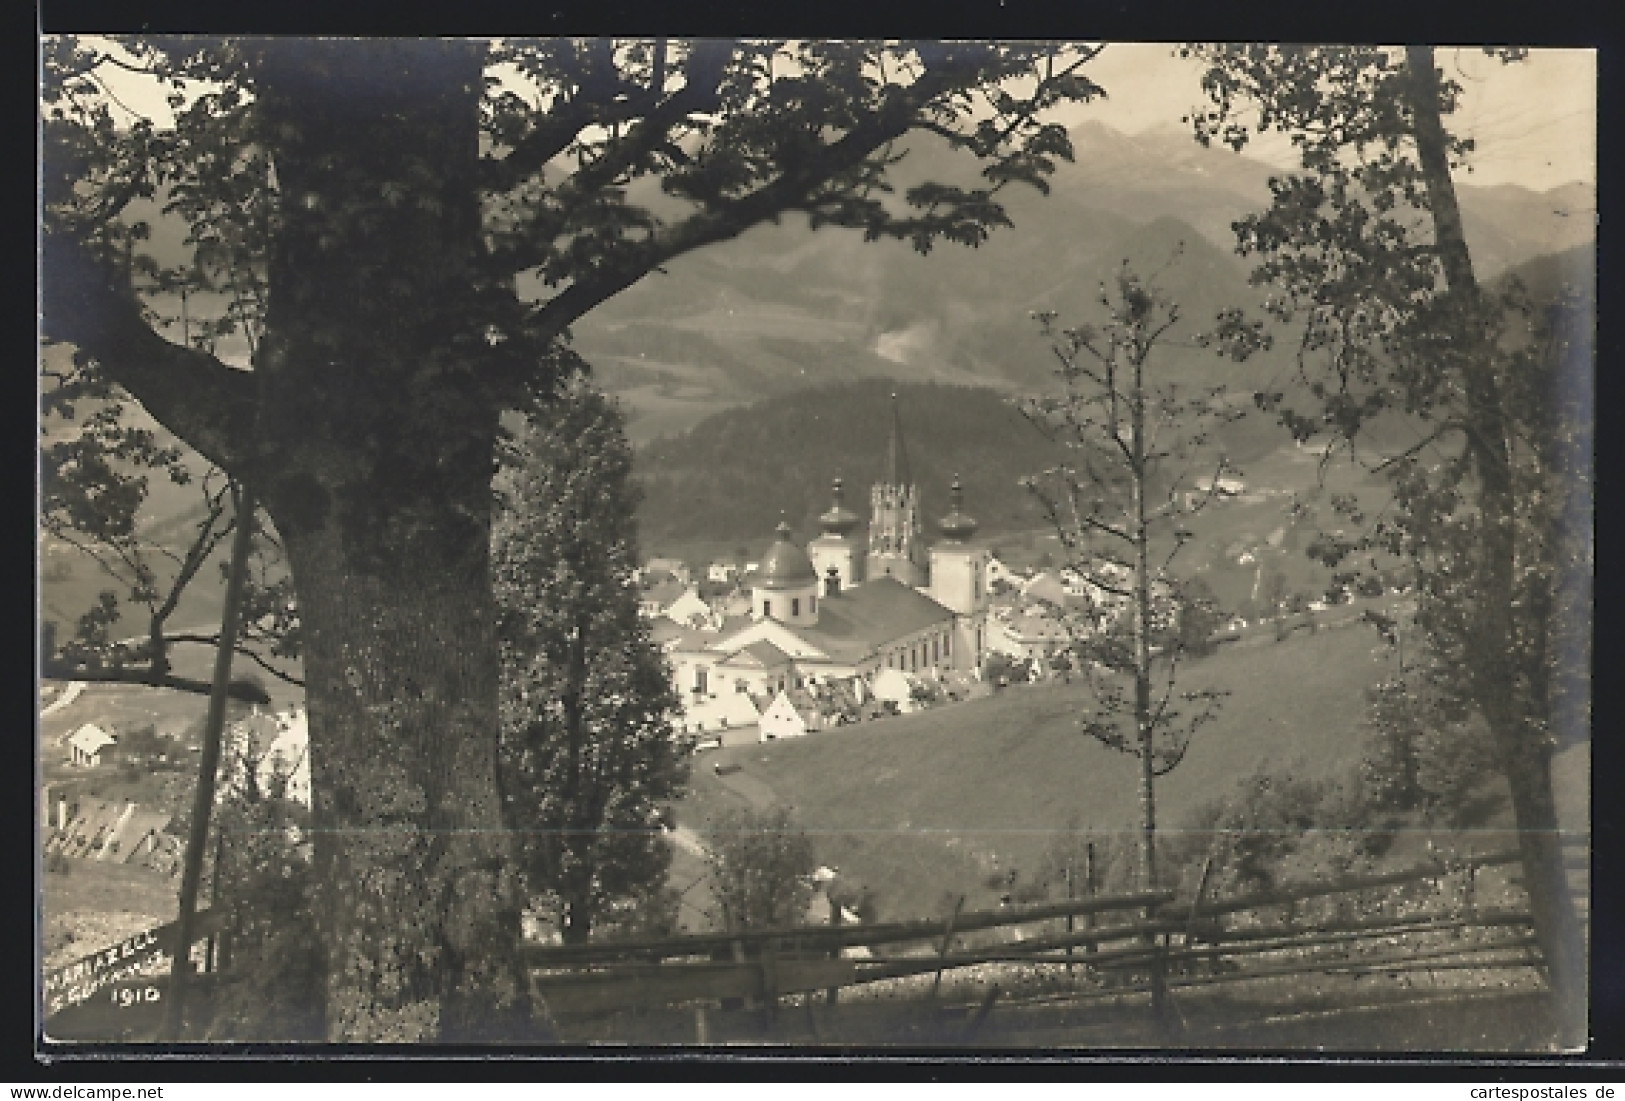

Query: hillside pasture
<box><xmin>676</xmin><ymin>622</ymin><xmax>1396</xmax><ymax>922</ymax></box>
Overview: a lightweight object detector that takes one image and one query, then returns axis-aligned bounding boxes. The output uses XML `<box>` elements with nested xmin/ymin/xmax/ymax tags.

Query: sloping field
<box><xmin>677</xmin><ymin>623</ymin><xmax>1396</xmax><ymax>922</ymax></box>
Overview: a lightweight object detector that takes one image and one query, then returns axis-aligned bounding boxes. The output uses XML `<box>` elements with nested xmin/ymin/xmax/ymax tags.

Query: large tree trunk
<box><xmin>282</xmin><ymin>486</ymin><xmax>541</xmax><ymax>1041</ymax></box>
<box><xmin>1405</xmin><ymin>46</ymin><xmax>1586</xmax><ymax>1046</ymax></box>
<box><xmin>244</xmin><ymin>40</ymin><xmax>546</xmax><ymax>1042</ymax></box>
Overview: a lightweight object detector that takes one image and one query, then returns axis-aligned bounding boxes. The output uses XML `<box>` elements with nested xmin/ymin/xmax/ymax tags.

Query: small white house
<box><xmin>258</xmin><ymin>709</ymin><xmax>312</xmax><ymax>807</ymax></box>
<box><xmin>870</xmin><ymin>668</ymin><xmax>921</xmax><ymax>715</ymax></box>
<box><xmin>758</xmin><ymin>690</ymin><xmax>811</xmax><ymax>741</ymax></box>
<box><xmin>1185</xmin><ymin>475</ymin><xmax>1246</xmax><ymax>509</ymax></box>
<box><xmin>66</xmin><ymin>723</ymin><xmax>116</xmax><ymax>768</ymax></box>
<box><xmin>661</xmin><ymin>587</ymin><xmax>711</xmax><ymax>627</ymax></box>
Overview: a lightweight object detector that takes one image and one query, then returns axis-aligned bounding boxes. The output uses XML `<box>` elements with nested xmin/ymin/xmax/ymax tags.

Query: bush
<box><xmin>1359</xmin><ymin>676</ymin><xmax>1500</xmax><ymax>827</ymax></box>
<box><xmin>1170</xmin><ymin>767</ymin><xmax>1377</xmax><ymax>899</ymax></box>
<box><xmin>703</xmin><ymin>805</ymin><xmax>816</xmax><ymax>932</ymax></box>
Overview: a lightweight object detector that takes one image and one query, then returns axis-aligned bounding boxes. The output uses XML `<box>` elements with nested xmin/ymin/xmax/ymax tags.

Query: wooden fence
<box><xmin>41</xmin><ymin>834</ymin><xmax>1587</xmax><ymax>1042</ymax></box>
<box><xmin>523</xmin><ymin>835</ymin><xmax>1589</xmax><ymax>1036</ymax></box>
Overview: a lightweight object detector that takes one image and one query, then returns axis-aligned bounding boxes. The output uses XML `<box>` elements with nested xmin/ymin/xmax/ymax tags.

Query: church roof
<box><xmin>786</xmin><ymin>576</ymin><xmax>955</xmax><ymax>661</ymax></box>
<box><xmin>720</xmin><ymin>639</ymin><xmax>794</xmax><ymax>669</ymax></box>
<box><xmin>936</xmin><ymin>474</ymin><xmax>979</xmax><ymax>543</ymax></box>
<box><xmin>757</xmin><ymin>520</ymin><xmax>818</xmax><ymax>588</ymax></box>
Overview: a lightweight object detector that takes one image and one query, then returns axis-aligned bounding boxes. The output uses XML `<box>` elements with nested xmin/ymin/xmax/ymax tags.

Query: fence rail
<box><xmin>528</xmin><ymin>837</ymin><xmax>1588</xmax><ymax>1026</ymax></box>
<box><xmin>40</xmin><ymin>835</ymin><xmax>1587</xmax><ymax>1040</ymax></box>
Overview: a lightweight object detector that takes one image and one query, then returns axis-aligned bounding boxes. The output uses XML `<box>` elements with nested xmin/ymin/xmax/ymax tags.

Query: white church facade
<box><xmin>664</xmin><ymin>398</ymin><xmax>992</xmax><ymax>739</ymax></box>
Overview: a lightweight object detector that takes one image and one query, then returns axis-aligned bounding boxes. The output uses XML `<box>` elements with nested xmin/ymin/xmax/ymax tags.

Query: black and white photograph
<box><xmin>37</xmin><ymin>38</ymin><xmax>1594</xmax><ymax>1053</ymax></box>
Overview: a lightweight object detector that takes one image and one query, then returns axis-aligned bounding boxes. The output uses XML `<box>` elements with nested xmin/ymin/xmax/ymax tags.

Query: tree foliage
<box><xmin>1184</xmin><ymin>43</ymin><xmax>1589</xmax><ymax>1039</ymax></box>
<box><xmin>494</xmin><ymin>380</ymin><xmax>688</xmax><ymax>945</ymax></box>
<box><xmin>1017</xmin><ymin>266</ymin><xmax>1235</xmax><ymax>889</ymax></box>
<box><xmin>703</xmin><ymin>805</ymin><xmax>816</xmax><ymax>933</ymax></box>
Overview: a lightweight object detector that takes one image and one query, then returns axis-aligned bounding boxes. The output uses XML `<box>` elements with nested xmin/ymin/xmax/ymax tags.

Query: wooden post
<box><xmin>930</xmin><ymin>895</ymin><xmax>966</xmax><ymax>1001</ymax></box>
<box><xmin>1146</xmin><ymin>895</ymin><xmax>1170</xmax><ymax>1035</ymax></box>
<box><xmin>730</xmin><ymin>937</ymin><xmax>751</xmax><ymax>1011</ymax></box>
<box><xmin>1186</xmin><ymin>857</ymin><xmax>1214</xmax><ymax>942</ymax></box>
<box><xmin>826</xmin><ymin>896</ymin><xmax>842</xmax><ymax>1005</ymax></box>
<box><xmin>159</xmin><ymin>486</ymin><xmax>255</xmax><ymax>1042</ymax></box>
<box><xmin>204</xmin><ymin>828</ymin><xmax>225</xmax><ymax>974</ymax></box>
<box><xmin>1085</xmin><ymin>842</ymin><xmax>1098</xmax><ymax>956</ymax></box>
<box><xmin>694</xmin><ymin>1002</ymin><xmax>710</xmax><ymax>1044</ymax></box>
<box><xmin>1064</xmin><ymin>863</ymin><xmax>1075</xmax><ymax>975</ymax></box>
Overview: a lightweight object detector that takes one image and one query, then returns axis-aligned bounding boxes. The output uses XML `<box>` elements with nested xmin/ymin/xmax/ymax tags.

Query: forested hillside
<box><xmin>631</xmin><ymin>377</ymin><xmax>1289</xmax><ymax>555</ymax></box>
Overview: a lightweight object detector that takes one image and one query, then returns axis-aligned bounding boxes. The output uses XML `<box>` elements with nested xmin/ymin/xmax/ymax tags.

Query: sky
<box><xmin>76</xmin><ymin>40</ymin><xmax>1596</xmax><ymax>193</ymax></box>
<box><xmin>1070</xmin><ymin>44</ymin><xmax>1596</xmax><ymax>191</ymax></box>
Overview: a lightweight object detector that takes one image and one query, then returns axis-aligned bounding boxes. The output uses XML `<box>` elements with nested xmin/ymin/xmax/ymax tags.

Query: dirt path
<box><xmin>715</xmin><ymin>767</ymin><xmax>778</xmax><ymax>810</ymax></box>
<box><xmin>41</xmin><ymin>681</ymin><xmax>85</xmax><ymax>718</ymax></box>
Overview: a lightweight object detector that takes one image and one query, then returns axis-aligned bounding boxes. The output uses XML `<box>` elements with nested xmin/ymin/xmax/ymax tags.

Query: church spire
<box><xmin>885</xmin><ymin>392</ymin><xmax>911</xmax><ymax>488</ymax></box>
<box><xmin>867</xmin><ymin>392</ymin><xmax>926</xmax><ymax>586</ymax></box>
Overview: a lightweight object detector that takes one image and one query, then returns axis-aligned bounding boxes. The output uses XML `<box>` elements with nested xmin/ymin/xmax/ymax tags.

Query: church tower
<box><xmin>930</xmin><ymin>474</ymin><xmax>990</xmax><ymax>672</ymax></box>
<box><xmin>809</xmin><ymin>477</ymin><xmax>862</xmax><ymax>596</ymax></box>
<box><xmin>866</xmin><ymin>395</ymin><xmax>927</xmax><ymax>586</ymax></box>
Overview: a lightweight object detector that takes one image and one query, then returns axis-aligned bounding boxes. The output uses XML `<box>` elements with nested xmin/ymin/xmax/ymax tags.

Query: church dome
<box><xmin>758</xmin><ymin>520</ymin><xmax>818</xmax><ymax>588</ymax></box>
<box><xmin>937</xmin><ymin>475</ymin><xmax>979</xmax><ymax>543</ymax></box>
<box><xmin>818</xmin><ymin>478</ymin><xmax>861</xmax><ymax>538</ymax></box>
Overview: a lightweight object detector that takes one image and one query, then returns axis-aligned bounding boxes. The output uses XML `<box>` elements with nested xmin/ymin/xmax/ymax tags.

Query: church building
<box><xmin>665</xmin><ymin>396</ymin><xmax>992</xmax><ymax>738</ymax></box>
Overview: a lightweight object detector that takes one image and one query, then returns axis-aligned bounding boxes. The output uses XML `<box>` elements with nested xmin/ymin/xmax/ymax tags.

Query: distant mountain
<box><xmin>572</xmin><ymin>124</ymin><xmax>1593</xmax><ymax>441</ymax></box>
<box><xmin>104</xmin><ymin>122</ymin><xmax>1594</xmax><ymax>447</ymax></box>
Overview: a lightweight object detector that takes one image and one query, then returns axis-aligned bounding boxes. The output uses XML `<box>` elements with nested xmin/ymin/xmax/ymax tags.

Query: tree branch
<box><xmin>528</xmin><ymin>50</ymin><xmax>995</xmax><ymax>338</ymax></box>
<box><xmin>41</xmin><ymin>231</ymin><xmax>257</xmax><ymax>477</ymax></box>
<box><xmin>40</xmin><ymin>661</ymin><xmax>272</xmax><ymax>705</ymax></box>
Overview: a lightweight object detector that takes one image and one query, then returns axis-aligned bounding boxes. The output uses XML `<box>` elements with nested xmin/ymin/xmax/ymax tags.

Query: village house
<box><xmin>637</xmin><ymin>575</ymin><xmax>688</xmax><ymax>618</ymax></box>
<box><xmin>758</xmin><ymin>688</ymin><xmax>825</xmax><ymax>741</ymax></box>
<box><xmin>66</xmin><ymin>723</ymin><xmax>115</xmax><ymax>768</ymax></box>
<box><xmin>660</xmin><ymin>586</ymin><xmax>712</xmax><ymax>628</ymax></box>
<box><xmin>221</xmin><ymin>706</ymin><xmax>312</xmax><ymax>807</ymax></box>
<box><xmin>645</xmin><ymin>557</ymin><xmax>692</xmax><ymax>586</ymax></box>
<box><xmin>1185</xmin><ymin>474</ymin><xmax>1246</xmax><ymax>510</ymax></box>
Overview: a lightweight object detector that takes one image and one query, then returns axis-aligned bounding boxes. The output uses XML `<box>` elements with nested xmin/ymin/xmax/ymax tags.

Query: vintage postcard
<box><xmin>38</xmin><ymin>39</ymin><xmax>1593</xmax><ymax>1054</ymax></box>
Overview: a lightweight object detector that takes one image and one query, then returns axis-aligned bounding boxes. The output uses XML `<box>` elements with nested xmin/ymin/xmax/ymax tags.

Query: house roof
<box><xmin>67</xmin><ymin>724</ymin><xmax>116</xmax><ymax>754</ymax></box>
<box><xmin>720</xmin><ymin>639</ymin><xmax>794</xmax><ymax>669</ymax></box>
<box><xmin>786</xmin><ymin>576</ymin><xmax>955</xmax><ymax>662</ymax></box>
<box><xmin>641</xmin><ymin>578</ymin><xmax>686</xmax><ymax>607</ymax></box>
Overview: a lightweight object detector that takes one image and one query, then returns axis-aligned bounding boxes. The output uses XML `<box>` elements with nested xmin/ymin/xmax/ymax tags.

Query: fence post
<box><xmin>730</xmin><ymin>937</ymin><xmax>751</xmax><ymax>1012</ymax></box>
<box><xmin>930</xmin><ymin>895</ymin><xmax>966</xmax><ymax>1002</ymax></box>
<box><xmin>1064</xmin><ymin>864</ymin><xmax>1075</xmax><ymax>976</ymax></box>
<box><xmin>1146</xmin><ymin>894</ymin><xmax>1171</xmax><ymax>1036</ymax></box>
<box><xmin>826</xmin><ymin>897</ymin><xmax>842</xmax><ymax>1006</ymax></box>
<box><xmin>1085</xmin><ymin>842</ymin><xmax>1098</xmax><ymax>957</ymax></box>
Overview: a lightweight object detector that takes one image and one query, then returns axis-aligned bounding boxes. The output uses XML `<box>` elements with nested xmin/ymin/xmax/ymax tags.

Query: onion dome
<box><xmin>819</xmin><ymin>477</ymin><xmax>862</xmax><ymax>538</ymax></box>
<box><xmin>757</xmin><ymin>516</ymin><xmax>818</xmax><ymax>588</ymax></box>
<box><xmin>937</xmin><ymin>474</ymin><xmax>979</xmax><ymax>543</ymax></box>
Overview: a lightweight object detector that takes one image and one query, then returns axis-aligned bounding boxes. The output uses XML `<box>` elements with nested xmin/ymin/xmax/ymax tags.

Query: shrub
<box><xmin>1171</xmin><ymin>767</ymin><xmax>1376</xmax><ymax>899</ymax></box>
<box><xmin>1359</xmin><ymin>675</ymin><xmax>1500</xmax><ymax>828</ymax></box>
<box><xmin>704</xmin><ymin>805</ymin><xmax>816</xmax><ymax>932</ymax></box>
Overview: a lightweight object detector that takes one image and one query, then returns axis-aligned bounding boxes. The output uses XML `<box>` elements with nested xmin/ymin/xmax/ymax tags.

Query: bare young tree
<box><xmin>1018</xmin><ymin>263</ymin><xmax>1239</xmax><ymax>893</ymax></box>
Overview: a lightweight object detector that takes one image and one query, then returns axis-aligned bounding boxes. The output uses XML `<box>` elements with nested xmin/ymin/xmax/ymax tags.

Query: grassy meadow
<box><xmin>674</xmin><ymin>620</ymin><xmax>1405</xmax><ymax>923</ymax></box>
